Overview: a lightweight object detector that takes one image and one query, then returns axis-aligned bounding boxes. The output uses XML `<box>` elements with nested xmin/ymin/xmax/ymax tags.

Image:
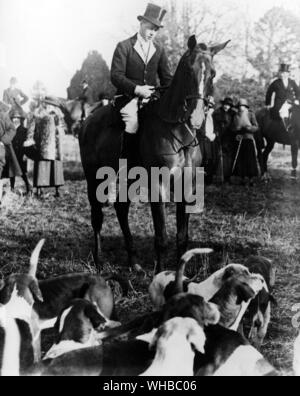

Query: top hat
<box><xmin>279</xmin><ymin>64</ymin><xmax>291</xmax><ymax>73</ymax></box>
<box><xmin>221</xmin><ymin>97</ymin><xmax>234</xmax><ymax>107</ymax></box>
<box><xmin>238</xmin><ymin>98</ymin><xmax>249</xmax><ymax>108</ymax></box>
<box><xmin>138</xmin><ymin>3</ymin><xmax>167</xmax><ymax>28</ymax></box>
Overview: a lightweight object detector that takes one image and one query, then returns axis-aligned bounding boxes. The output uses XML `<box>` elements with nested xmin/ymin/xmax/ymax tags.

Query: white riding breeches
<box><xmin>279</xmin><ymin>101</ymin><xmax>292</xmax><ymax>120</ymax></box>
<box><xmin>120</xmin><ymin>98</ymin><xmax>139</xmax><ymax>134</ymax></box>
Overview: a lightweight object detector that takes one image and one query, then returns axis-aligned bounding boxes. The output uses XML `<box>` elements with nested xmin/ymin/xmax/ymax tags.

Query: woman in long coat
<box><xmin>25</xmin><ymin>100</ymin><xmax>65</xmax><ymax>197</ymax></box>
<box><xmin>231</xmin><ymin>99</ymin><xmax>261</xmax><ymax>185</ymax></box>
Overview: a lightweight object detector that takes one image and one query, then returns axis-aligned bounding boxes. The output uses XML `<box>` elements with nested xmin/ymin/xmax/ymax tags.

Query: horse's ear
<box><xmin>188</xmin><ymin>35</ymin><xmax>197</xmax><ymax>51</ymax></box>
<box><xmin>210</xmin><ymin>40</ymin><xmax>231</xmax><ymax>56</ymax></box>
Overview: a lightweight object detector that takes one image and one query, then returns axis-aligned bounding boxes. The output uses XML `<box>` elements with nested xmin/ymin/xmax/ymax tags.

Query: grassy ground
<box><xmin>0</xmin><ymin>135</ymin><xmax>300</xmax><ymax>374</ymax></box>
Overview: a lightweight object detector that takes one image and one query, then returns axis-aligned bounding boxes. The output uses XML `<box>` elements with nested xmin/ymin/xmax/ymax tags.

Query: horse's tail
<box><xmin>174</xmin><ymin>248</ymin><xmax>213</xmax><ymax>294</ymax></box>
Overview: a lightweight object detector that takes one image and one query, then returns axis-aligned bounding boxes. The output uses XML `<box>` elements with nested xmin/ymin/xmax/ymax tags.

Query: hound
<box><xmin>0</xmin><ymin>240</ymin><xmax>130</xmax><ymax>361</ymax></box>
<box><xmin>243</xmin><ymin>256</ymin><xmax>277</xmax><ymax>347</ymax></box>
<box><xmin>149</xmin><ymin>249</ymin><xmax>266</xmax><ymax>309</ymax></box>
<box><xmin>43</xmin><ymin>299</ymin><xmax>120</xmax><ymax>360</ymax></box>
<box><xmin>140</xmin><ymin>318</ymin><xmax>206</xmax><ymax>376</ymax></box>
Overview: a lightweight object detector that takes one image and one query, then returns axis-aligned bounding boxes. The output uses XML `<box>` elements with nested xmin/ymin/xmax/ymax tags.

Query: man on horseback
<box><xmin>111</xmin><ymin>3</ymin><xmax>173</xmax><ymax>166</ymax></box>
<box><xmin>266</xmin><ymin>63</ymin><xmax>300</xmax><ymax>132</ymax></box>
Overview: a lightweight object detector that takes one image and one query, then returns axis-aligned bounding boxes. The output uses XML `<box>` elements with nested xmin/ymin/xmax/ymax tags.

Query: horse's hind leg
<box><xmin>114</xmin><ymin>200</ymin><xmax>140</xmax><ymax>272</ymax></box>
<box><xmin>87</xmin><ymin>178</ymin><xmax>104</xmax><ymax>272</ymax></box>
<box><xmin>176</xmin><ymin>202</ymin><xmax>190</xmax><ymax>263</ymax></box>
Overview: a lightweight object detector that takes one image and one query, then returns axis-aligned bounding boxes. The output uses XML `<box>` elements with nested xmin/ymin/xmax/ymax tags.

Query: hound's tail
<box><xmin>29</xmin><ymin>239</ymin><xmax>45</xmax><ymax>278</ymax></box>
<box><xmin>175</xmin><ymin>248</ymin><xmax>213</xmax><ymax>294</ymax></box>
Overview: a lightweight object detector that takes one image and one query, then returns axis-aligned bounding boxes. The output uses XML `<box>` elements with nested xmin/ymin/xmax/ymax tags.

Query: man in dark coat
<box><xmin>266</xmin><ymin>64</ymin><xmax>300</xmax><ymax>128</ymax></box>
<box><xmin>10</xmin><ymin>111</ymin><xmax>32</xmax><ymax>194</ymax></box>
<box><xmin>0</xmin><ymin>110</ymin><xmax>16</xmax><ymax>204</ymax></box>
<box><xmin>77</xmin><ymin>80</ymin><xmax>93</xmax><ymax>120</ymax></box>
<box><xmin>111</xmin><ymin>3</ymin><xmax>173</xmax><ymax>165</ymax></box>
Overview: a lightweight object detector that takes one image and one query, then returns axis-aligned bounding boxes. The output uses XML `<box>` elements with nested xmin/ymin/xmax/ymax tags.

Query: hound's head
<box><xmin>150</xmin><ymin>317</ymin><xmax>207</xmax><ymax>355</ymax></box>
<box><xmin>54</xmin><ymin>299</ymin><xmax>108</xmax><ymax>345</ymax></box>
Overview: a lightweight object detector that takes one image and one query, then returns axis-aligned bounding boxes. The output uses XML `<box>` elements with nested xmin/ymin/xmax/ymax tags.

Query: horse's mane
<box><xmin>159</xmin><ymin>51</ymin><xmax>199</xmax><ymax>124</ymax></box>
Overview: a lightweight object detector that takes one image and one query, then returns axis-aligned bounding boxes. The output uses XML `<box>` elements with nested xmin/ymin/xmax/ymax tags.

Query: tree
<box><xmin>248</xmin><ymin>7</ymin><xmax>300</xmax><ymax>85</ymax></box>
<box><xmin>215</xmin><ymin>74</ymin><xmax>265</xmax><ymax>110</ymax></box>
<box><xmin>67</xmin><ymin>51</ymin><xmax>115</xmax><ymax>101</ymax></box>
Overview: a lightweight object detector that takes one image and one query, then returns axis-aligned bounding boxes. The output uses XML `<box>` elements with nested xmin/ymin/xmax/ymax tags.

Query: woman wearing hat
<box><xmin>213</xmin><ymin>97</ymin><xmax>236</xmax><ymax>182</ymax></box>
<box><xmin>10</xmin><ymin>110</ymin><xmax>32</xmax><ymax>195</ymax></box>
<box><xmin>231</xmin><ymin>99</ymin><xmax>260</xmax><ymax>184</ymax></box>
<box><xmin>266</xmin><ymin>63</ymin><xmax>300</xmax><ymax>127</ymax></box>
<box><xmin>111</xmin><ymin>3</ymin><xmax>172</xmax><ymax>167</ymax></box>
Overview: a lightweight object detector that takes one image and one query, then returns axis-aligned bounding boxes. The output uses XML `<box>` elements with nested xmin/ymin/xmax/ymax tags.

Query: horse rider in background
<box><xmin>3</xmin><ymin>77</ymin><xmax>29</xmax><ymax>118</ymax></box>
<box><xmin>266</xmin><ymin>63</ymin><xmax>300</xmax><ymax>132</ymax></box>
<box><xmin>110</xmin><ymin>2</ymin><xmax>173</xmax><ymax>167</ymax></box>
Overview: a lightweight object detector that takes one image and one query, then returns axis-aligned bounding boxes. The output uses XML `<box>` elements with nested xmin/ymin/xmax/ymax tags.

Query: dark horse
<box><xmin>79</xmin><ymin>36</ymin><xmax>230</xmax><ymax>273</ymax></box>
<box><xmin>256</xmin><ymin>106</ymin><xmax>300</xmax><ymax>180</ymax></box>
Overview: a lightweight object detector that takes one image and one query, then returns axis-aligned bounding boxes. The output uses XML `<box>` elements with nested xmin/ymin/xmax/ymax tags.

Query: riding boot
<box><xmin>120</xmin><ymin>132</ymin><xmax>138</xmax><ymax>168</ymax></box>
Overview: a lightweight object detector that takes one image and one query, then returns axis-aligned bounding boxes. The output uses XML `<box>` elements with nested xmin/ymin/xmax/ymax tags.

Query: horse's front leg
<box><xmin>262</xmin><ymin>139</ymin><xmax>275</xmax><ymax>179</ymax></box>
<box><xmin>291</xmin><ymin>138</ymin><xmax>299</xmax><ymax>180</ymax></box>
<box><xmin>150</xmin><ymin>202</ymin><xmax>168</xmax><ymax>274</ymax></box>
<box><xmin>176</xmin><ymin>202</ymin><xmax>190</xmax><ymax>263</ymax></box>
<box><xmin>88</xmin><ymin>178</ymin><xmax>104</xmax><ymax>273</ymax></box>
<box><xmin>114</xmin><ymin>200</ymin><xmax>140</xmax><ymax>272</ymax></box>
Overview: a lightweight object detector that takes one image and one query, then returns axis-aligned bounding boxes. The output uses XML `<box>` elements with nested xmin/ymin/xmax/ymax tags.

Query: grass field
<box><xmin>1</xmin><ymin>135</ymin><xmax>300</xmax><ymax>375</ymax></box>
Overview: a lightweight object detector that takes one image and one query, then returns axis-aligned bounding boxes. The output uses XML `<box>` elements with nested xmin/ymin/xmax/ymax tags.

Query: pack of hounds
<box><xmin>0</xmin><ymin>240</ymin><xmax>299</xmax><ymax>376</ymax></box>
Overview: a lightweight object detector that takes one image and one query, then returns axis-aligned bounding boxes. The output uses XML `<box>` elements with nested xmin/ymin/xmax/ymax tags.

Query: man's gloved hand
<box><xmin>134</xmin><ymin>85</ymin><xmax>155</xmax><ymax>99</ymax></box>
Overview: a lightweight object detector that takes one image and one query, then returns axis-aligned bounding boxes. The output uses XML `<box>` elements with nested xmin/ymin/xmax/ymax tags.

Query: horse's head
<box><xmin>186</xmin><ymin>35</ymin><xmax>230</xmax><ymax>129</ymax></box>
<box><xmin>159</xmin><ymin>36</ymin><xmax>230</xmax><ymax>128</ymax></box>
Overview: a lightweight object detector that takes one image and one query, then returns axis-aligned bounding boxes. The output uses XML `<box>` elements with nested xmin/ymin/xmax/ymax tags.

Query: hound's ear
<box><xmin>187</xmin><ymin>326</ymin><xmax>206</xmax><ymax>354</ymax></box>
<box><xmin>188</xmin><ymin>35</ymin><xmax>197</xmax><ymax>51</ymax></box>
<box><xmin>84</xmin><ymin>305</ymin><xmax>106</xmax><ymax>329</ymax></box>
<box><xmin>210</xmin><ymin>40</ymin><xmax>231</xmax><ymax>56</ymax></box>
<box><xmin>29</xmin><ymin>279</ymin><xmax>44</xmax><ymax>303</ymax></box>
<box><xmin>236</xmin><ymin>283</ymin><xmax>255</xmax><ymax>305</ymax></box>
<box><xmin>203</xmin><ymin>302</ymin><xmax>221</xmax><ymax>325</ymax></box>
<box><xmin>0</xmin><ymin>279</ymin><xmax>5</xmax><ymax>291</ymax></box>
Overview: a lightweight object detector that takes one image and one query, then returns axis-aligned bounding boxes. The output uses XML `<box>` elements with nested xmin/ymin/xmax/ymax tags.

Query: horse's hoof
<box><xmin>291</xmin><ymin>170</ymin><xmax>298</xmax><ymax>181</ymax></box>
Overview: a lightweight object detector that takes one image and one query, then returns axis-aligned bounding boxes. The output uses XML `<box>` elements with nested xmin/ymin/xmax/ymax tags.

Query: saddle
<box><xmin>262</xmin><ymin>108</ymin><xmax>292</xmax><ymax>145</ymax></box>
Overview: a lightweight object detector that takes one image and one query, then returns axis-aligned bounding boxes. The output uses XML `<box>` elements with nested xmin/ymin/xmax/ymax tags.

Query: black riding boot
<box><xmin>120</xmin><ymin>132</ymin><xmax>138</xmax><ymax>168</ymax></box>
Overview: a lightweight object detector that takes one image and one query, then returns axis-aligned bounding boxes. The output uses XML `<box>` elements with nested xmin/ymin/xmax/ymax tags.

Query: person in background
<box><xmin>213</xmin><ymin>97</ymin><xmax>236</xmax><ymax>182</ymax></box>
<box><xmin>26</xmin><ymin>96</ymin><xmax>65</xmax><ymax>198</ymax></box>
<box><xmin>231</xmin><ymin>99</ymin><xmax>260</xmax><ymax>185</ymax></box>
<box><xmin>266</xmin><ymin>63</ymin><xmax>300</xmax><ymax>131</ymax></box>
<box><xmin>0</xmin><ymin>109</ymin><xmax>17</xmax><ymax>206</ymax></box>
<box><xmin>3</xmin><ymin>77</ymin><xmax>29</xmax><ymax>118</ymax></box>
<box><xmin>10</xmin><ymin>110</ymin><xmax>32</xmax><ymax>195</ymax></box>
<box><xmin>78</xmin><ymin>80</ymin><xmax>93</xmax><ymax>120</ymax></box>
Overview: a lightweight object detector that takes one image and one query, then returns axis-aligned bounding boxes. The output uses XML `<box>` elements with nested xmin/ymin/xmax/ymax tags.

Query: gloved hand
<box><xmin>236</xmin><ymin>134</ymin><xmax>243</xmax><ymax>142</ymax></box>
<box><xmin>134</xmin><ymin>85</ymin><xmax>155</xmax><ymax>99</ymax></box>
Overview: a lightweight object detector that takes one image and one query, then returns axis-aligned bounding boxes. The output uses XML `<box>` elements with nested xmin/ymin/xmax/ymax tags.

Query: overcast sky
<box><xmin>1</xmin><ymin>0</ymin><xmax>300</xmax><ymax>97</ymax></box>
